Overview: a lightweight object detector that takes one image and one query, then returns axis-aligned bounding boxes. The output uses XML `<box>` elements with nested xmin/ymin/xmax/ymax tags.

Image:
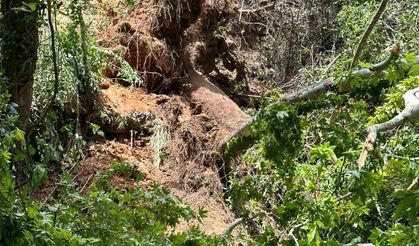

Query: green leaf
<box><xmin>27</xmin><ymin>204</ymin><xmax>39</xmax><ymax>219</ymax></box>
<box><xmin>28</xmin><ymin>144</ymin><xmax>36</xmax><ymax>156</ymax></box>
<box><xmin>307</xmin><ymin>226</ymin><xmax>317</xmax><ymax>243</ymax></box>
<box><xmin>25</xmin><ymin>2</ymin><xmax>38</xmax><ymax>12</ymax></box>
<box><xmin>14</xmin><ymin>129</ymin><xmax>25</xmax><ymax>141</ymax></box>
<box><xmin>393</xmin><ymin>190</ymin><xmax>419</xmax><ymax>224</ymax></box>
<box><xmin>276</xmin><ymin>111</ymin><xmax>289</xmax><ymax>119</ymax></box>
<box><xmin>409</xmin><ymin>64</ymin><xmax>419</xmax><ymax>76</ymax></box>
<box><xmin>1</xmin><ymin>150</ymin><xmax>11</xmax><ymax>163</ymax></box>
<box><xmin>30</xmin><ymin>165</ymin><xmax>48</xmax><ymax>187</ymax></box>
<box><xmin>405</xmin><ymin>52</ymin><xmax>417</xmax><ymax>64</ymax></box>
<box><xmin>348</xmin><ymin>170</ymin><xmax>360</xmax><ymax>179</ymax></box>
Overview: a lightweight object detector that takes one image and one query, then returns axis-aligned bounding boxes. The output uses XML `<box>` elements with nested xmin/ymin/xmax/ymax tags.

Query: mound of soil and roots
<box><xmin>67</xmin><ymin>0</ymin><xmax>253</xmax><ymax>234</ymax></box>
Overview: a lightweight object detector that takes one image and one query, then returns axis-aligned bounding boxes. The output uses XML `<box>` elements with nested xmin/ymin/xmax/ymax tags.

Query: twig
<box><xmin>407</xmin><ymin>176</ymin><xmax>418</xmax><ymax>191</ymax></box>
<box><xmin>288</xmin><ymin>228</ymin><xmax>299</xmax><ymax>246</ymax></box>
<box><xmin>236</xmin><ymin>93</ymin><xmax>266</xmax><ymax>100</ymax></box>
<box><xmin>80</xmin><ymin>174</ymin><xmax>94</xmax><ymax>193</ymax></box>
<box><xmin>239</xmin><ymin>0</ymin><xmax>244</xmax><ymax>21</ymax></box>
<box><xmin>319</xmin><ymin>53</ymin><xmax>342</xmax><ymax>81</ymax></box>
<box><xmin>383</xmin><ymin>154</ymin><xmax>419</xmax><ymax>165</ymax></box>
<box><xmin>350</xmin><ymin>0</ymin><xmax>389</xmax><ymax>69</ymax></box>
<box><xmin>239</xmin><ymin>2</ymin><xmax>275</xmax><ymax>14</ymax></box>
<box><xmin>336</xmin><ymin>192</ymin><xmax>352</xmax><ymax>201</ymax></box>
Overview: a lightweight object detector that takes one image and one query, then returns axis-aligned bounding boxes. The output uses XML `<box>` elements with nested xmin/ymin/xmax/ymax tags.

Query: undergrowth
<box><xmin>0</xmin><ymin>0</ymin><xmax>418</xmax><ymax>245</ymax></box>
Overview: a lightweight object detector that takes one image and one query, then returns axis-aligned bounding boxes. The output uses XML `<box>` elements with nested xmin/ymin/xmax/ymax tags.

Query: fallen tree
<box><xmin>100</xmin><ymin>0</ymin><xmax>249</xmax><ymax>140</ymax></box>
<box><xmin>217</xmin><ymin>44</ymin><xmax>408</xmax><ymax>151</ymax></box>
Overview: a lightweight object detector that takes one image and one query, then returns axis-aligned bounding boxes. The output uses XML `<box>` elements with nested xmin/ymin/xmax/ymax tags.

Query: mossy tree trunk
<box><xmin>1</xmin><ymin>0</ymin><xmax>39</xmax><ymax>131</ymax></box>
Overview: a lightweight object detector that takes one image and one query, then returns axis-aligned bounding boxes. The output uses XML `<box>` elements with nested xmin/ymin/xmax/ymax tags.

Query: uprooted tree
<box><xmin>99</xmin><ymin>0</ymin><xmax>249</xmax><ymax>140</ymax></box>
<box><xmin>98</xmin><ymin>0</ymin><xmax>418</xmax><ymax>171</ymax></box>
<box><xmin>1</xmin><ymin>0</ymin><xmax>418</xmax><ymax>244</ymax></box>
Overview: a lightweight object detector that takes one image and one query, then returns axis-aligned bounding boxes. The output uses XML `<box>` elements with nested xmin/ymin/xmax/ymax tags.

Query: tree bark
<box><xmin>1</xmin><ymin>0</ymin><xmax>39</xmax><ymax>131</ymax></box>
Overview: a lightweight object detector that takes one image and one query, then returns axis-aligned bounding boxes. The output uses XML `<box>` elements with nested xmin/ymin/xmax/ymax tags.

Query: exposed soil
<box><xmin>72</xmin><ymin>80</ymin><xmax>238</xmax><ymax>234</ymax></box>
<box><xmin>101</xmin><ymin>81</ymin><xmax>157</xmax><ymax>116</ymax></box>
<box><xmin>39</xmin><ymin>0</ymin><xmax>253</xmax><ymax>236</ymax></box>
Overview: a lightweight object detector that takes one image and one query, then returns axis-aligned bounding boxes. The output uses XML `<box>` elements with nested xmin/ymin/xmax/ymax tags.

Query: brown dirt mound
<box><xmin>101</xmin><ymin>82</ymin><xmax>156</xmax><ymax>116</ymax></box>
<box><xmin>82</xmin><ymin>0</ymin><xmax>251</xmax><ymax>235</ymax></box>
<box><xmin>74</xmin><ymin>80</ymin><xmax>240</xmax><ymax>234</ymax></box>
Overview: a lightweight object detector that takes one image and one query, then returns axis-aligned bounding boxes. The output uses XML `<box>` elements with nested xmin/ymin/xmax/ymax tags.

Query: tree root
<box><xmin>358</xmin><ymin>87</ymin><xmax>419</xmax><ymax>169</ymax></box>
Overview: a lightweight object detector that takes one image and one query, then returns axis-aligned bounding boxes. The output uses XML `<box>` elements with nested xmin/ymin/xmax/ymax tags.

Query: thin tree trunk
<box><xmin>1</xmin><ymin>0</ymin><xmax>39</xmax><ymax>131</ymax></box>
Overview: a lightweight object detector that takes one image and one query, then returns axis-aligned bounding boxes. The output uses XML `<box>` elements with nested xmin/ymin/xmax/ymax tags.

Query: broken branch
<box><xmin>218</xmin><ymin>45</ymin><xmax>403</xmax><ymax>151</ymax></box>
<box><xmin>358</xmin><ymin>86</ymin><xmax>419</xmax><ymax>169</ymax></box>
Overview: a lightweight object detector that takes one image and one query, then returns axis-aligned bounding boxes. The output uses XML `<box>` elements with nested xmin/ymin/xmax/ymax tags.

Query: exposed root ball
<box><xmin>151</xmin><ymin>0</ymin><xmax>204</xmax><ymax>41</ymax></box>
<box><xmin>124</xmin><ymin>33</ymin><xmax>179</xmax><ymax>91</ymax></box>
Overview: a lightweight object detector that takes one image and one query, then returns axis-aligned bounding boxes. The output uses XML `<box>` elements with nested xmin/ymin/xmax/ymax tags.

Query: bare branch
<box><xmin>350</xmin><ymin>0</ymin><xmax>389</xmax><ymax>69</ymax></box>
<box><xmin>358</xmin><ymin>87</ymin><xmax>419</xmax><ymax>169</ymax></box>
<box><xmin>408</xmin><ymin>176</ymin><xmax>419</xmax><ymax>191</ymax></box>
<box><xmin>221</xmin><ymin>218</ymin><xmax>244</xmax><ymax>239</ymax></box>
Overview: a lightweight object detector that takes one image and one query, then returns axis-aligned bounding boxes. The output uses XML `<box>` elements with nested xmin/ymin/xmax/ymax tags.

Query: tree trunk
<box><xmin>1</xmin><ymin>0</ymin><xmax>39</xmax><ymax>131</ymax></box>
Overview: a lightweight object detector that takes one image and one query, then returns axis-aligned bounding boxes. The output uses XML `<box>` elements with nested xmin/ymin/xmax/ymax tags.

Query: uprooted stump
<box><xmin>95</xmin><ymin>5</ymin><xmax>252</xmax><ymax>209</ymax></box>
<box><xmin>101</xmin><ymin>0</ymin><xmax>243</xmax><ymax>87</ymax></box>
<box><xmin>99</xmin><ymin>0</ymin><xmax>249</xmax><ymax>138</ymax></box>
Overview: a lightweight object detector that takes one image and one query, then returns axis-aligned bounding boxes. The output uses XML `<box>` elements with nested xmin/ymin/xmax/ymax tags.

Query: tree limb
<box><xmin>282</xmin><ymin>44</ymin><xmax>400</xmax><ymax>103</ymax></box>
<box><xmin>221</xmin><ymin>218</ymin><xmax>244</xmax><ymax>239</ymax></box>
<box><xmin>358</xmin><ymin>86</ymin><xmax>419</xmax><ymax>169</ymax></box>
<box><xmin>350</xmin><ymin>0</ymin><xmax>389</xmax><ymax>69</ymax></box>
<box><xmin>408</xmin><ymin>176</ymin><xmax>419</xmax><ymax>191</ymax></box>
<box><xmin>218</xmin><ymin>45</ymin><xmax>403</xmax><ymax>151</ymax></box>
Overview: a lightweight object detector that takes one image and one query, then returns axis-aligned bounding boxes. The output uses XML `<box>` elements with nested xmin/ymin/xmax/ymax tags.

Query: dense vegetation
<box><xmin>0</xmin><ymin>0</ymin><xmax>418</xmax><ymax>245</ymax></box>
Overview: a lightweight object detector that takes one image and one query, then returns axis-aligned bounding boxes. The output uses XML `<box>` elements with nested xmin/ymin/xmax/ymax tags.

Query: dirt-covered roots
<box><xmin>100</xmin><ymin>0</ymin><xmax>246</xmax><ymax>93</ymax></box>
<box><xmin>151</xmin><ymin>0</ymin><xmax>204</xmax><ymax>42</ymax></box>
<box><xmin>124</xmin><ymin>33</ymin><xmax>180</xmax><ymax>92</ymax></box>
<box><xmin>101</xmin><ymin>25</ymin><xmax>182</xmax><ymax>92</ymax></box>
